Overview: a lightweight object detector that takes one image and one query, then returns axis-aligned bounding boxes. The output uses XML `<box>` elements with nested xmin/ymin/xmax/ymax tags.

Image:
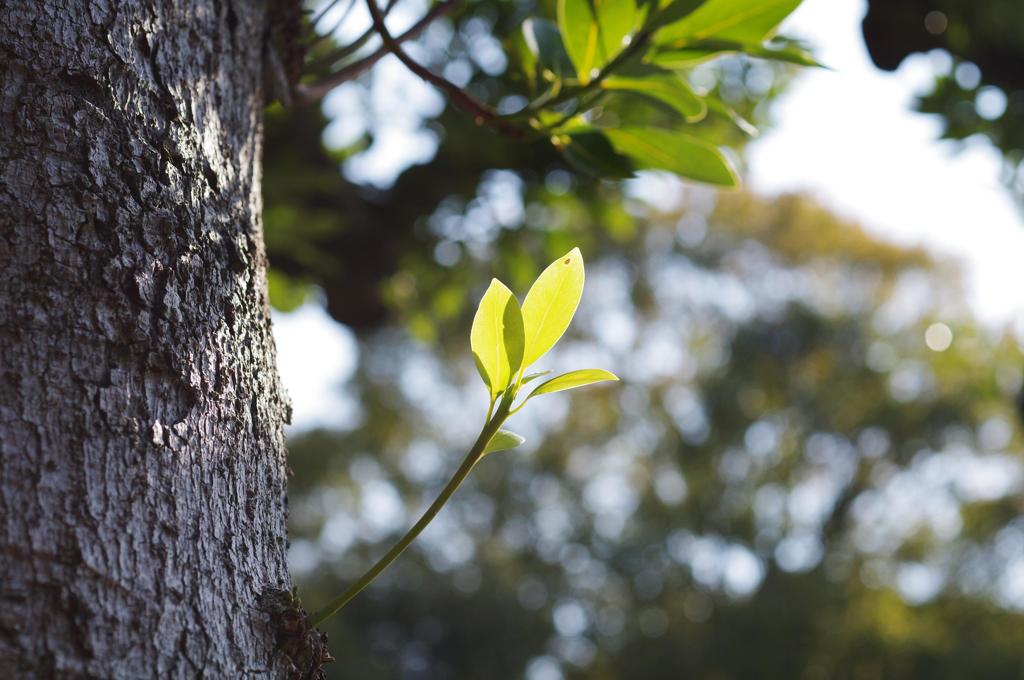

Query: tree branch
<box><xmin>364</xmin><ymin>0</ymin><xmax>524</xmax><ymax>137</ymax></box>
<box><xmin>307</xmin><ymin>0</ymin><xmax>359</xmax><ymax>50</ymax></box>
<box><xmin>310</xmin><ymin>0</ymin><xmax>348</xmax><ymax>30</ymax></box>
<box><xmin>306</xmin><ymin>0</ymin><xmax>398</xmax><ymax>66</ymax></box>
<box><xmin>295</xmin><ymin>0</ymin><xmax>463</xmax><ymax>104</ymax></box>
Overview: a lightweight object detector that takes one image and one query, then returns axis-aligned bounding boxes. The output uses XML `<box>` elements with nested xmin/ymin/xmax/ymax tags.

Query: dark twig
<box><xmin>363</xmin><ymin>0</ymin><xmax>523</xmax><ymax>137</ymax></box>
<box><xmin>310</xmin><ymin>0</ymin><xmax>347</xmax><ymax>29</ymax></box>
<box><xmin>307</xmin><ymin>0</ymin><xmax>358</xmax><ymax>49</ymax></box>
<box><xmin>306</xmin><ymin>0</ymin><xmax>397</xmax><ymax>61</ymax></box>
<box><xmin>296</xmin><ymin>0</ymin><xmax>468</xmax><ymax>106</ymax></box>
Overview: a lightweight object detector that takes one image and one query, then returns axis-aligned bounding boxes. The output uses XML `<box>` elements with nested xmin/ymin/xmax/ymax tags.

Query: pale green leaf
<box><xmin>705</xmin><ymin>96</ymin><xmax>758</xmax><ymax>136</ymax></box>
<box><xmin>559</xmin><ymin>0</ymin><xmax>601</xmax><ymax>84</ymax></box>
<box><xmin>483</xmin><ymin>429</ymin><xmax>526</xmax><ymax>456</ymax></box>
<box><xmin>470</xmin><ymin>279</ymin><xmax>525</xmax><ymax>398</ymax></box>
<box><xmin>646</xmin><ymin>0</ymin><xmax>706</xmax><ymax>30</ymax></box>
<box><xmin>521</xmin><ymin>248</ymin><xmax>586</xmax><ymax>368</ymax></box>
<box><xmin>594</xmin><ymin>0</ymin><xmax>637</xmax><ymax>60</ymax></box>
<box><xmin>605</xmin><ymin>127</ymin><xmax>738</xmax><ymax>186</ymax></box>
<box><xmin>650</xmin><ymin>40</ymin><xmax>823</xmax><ymax>67</ymax></box>
<box><xmin>741</xmin><ymin>42</ymin><xmax>822</xmax><ymax>66</ymax></box>
<box><xmin>522</xmin><ymin>370</ymin><xmax>553</xmax><ymax>385</ymax></box>
<box><xmin>602</xmin><ymin>67</ymin><xmax>707</xmax><ymax>121</ymax></box>
<box><xmin>537</xmin><ymin>111</ymin><xmax>593</xmax><ymax>134</ymax></box>
<box><xmin>646</xmin><ymin>47</ymin><xmax>720</xmax><ymax>67</ymax></box>
<box><xmin>656</xmin><ymin>0</ymin><xmax>802</xmax><ymax>45</ymax></box>
<box><xmin>529</xmin><ymin>369</ymin><xmax>619</xmax><ymax>397</ymax></box>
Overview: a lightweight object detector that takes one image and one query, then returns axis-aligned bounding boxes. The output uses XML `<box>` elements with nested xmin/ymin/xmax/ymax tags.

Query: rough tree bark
<box><xmin>0</xmin><ymin>1</ymin><xmax>313</xmax><ymax>677</ymax></box>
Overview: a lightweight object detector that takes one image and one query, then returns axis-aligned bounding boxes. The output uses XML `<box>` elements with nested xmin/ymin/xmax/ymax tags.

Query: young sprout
<box><xmin>311</xmin><ymin>248</ymin><xmax>618</xmax><ymax>625</ymax></box>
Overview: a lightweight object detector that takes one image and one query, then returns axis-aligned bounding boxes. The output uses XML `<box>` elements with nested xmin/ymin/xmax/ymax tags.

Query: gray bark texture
<box><xmin>0</xmin><ymin>1</ymin><xmax>305</xmax><ymax>677</ymax></box>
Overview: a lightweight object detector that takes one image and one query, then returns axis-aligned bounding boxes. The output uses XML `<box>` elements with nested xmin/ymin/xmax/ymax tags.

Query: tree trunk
<box><xmin>0</xmin><ymin>1</ymin><xmax>307</xmax><ymax>676</ymax></box>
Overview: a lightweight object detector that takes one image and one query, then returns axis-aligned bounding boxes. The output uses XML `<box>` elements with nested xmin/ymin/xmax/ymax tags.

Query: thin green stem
<box><xmin>485</xmin><ymin>394</ymin><xmax>496</xmax><ymax>423</ymax></box>
<box><xmin>311</xmin><ymin>400</ymin><xmax>511</xmax><ymax>626</ymax></box>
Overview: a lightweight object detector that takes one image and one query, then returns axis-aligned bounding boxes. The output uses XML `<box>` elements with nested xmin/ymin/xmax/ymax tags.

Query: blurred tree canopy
<box><xmin>262</xmin><ymin>1</ymin><xmax>1024</xmax><ymax>678</ymax></box>
<box><xmin>265</xmin><ymin>0</ymin><xmax>795</xmax><ymax>330</ymax></box>
<box><xmin>285</xmin><ymin>190</ymin><xmax>1024</xmax><ymax>679</ymax></box>
<box><xmin>862</xmin><ymin>0</ymin><xmax>1024</xmax><ymax>204</ymax></box>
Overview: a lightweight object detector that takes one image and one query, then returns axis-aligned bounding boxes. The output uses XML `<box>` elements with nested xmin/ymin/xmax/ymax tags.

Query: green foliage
<box><xmin>526</xmin><ymin>368</ymin><xmax>619</xmax><ymax>396</ymax></box>
<box><xmin>285</xmin><ymin>189</ymin><xmax>1024</xmax><ymax>679</ymax></box>
<box><xmin>469</xmin><ymin>247</ymin><xmax>617</xmax><ymax>409</ymax></box>
<box><xmin>310</xmin><ymin>248</ymin><xmax>617</xmax><ymax>625</ymax></box>
<box><xmin>655</xmin><ymin>0</ymin><xmax>802</xmax><ymax>44</ymax></box>
<box><xmin>520</xmin><ymin>247</ymin><xmax>586</xmax><ymax>369</ymax></box>
<box><xmin>482</xmin><ymin>429</ymin><xmax>526</xmax><ymax>455</ymax></box>
<box><xmin>506</xmin><ymin>0</ymin><xmax>812</xmax><ymax>184</ymax></box>
<box><xmin>645</xmin><ymin>0</ymin><xmax>705</xmax><ymax>31</ymax></box>
<box><xmin>651</xmin><ymin>38</ymin><xmax>822</xmax><ymax>68</ymax></box>
<box><xmin>558</xmin><ymin>0</ymin><xmax>602</xmax><ymax>84</ymax></box>
<box><xmin>602</xmin><ymin>67</ymin><xmax>708</xmax><ymax>121</ymax></box>
<box><xmin>562</xmin><ymin>130</ymin><xmax>637</xmax><ymax>178</ymax></box>
<box><xmin>264</xmin><ymin>0</ymin><xmax>801</xmax><ymax>328</ymax></box>
<box><xmin>470</xmin><ymin>279</ymin><xmax>525</xmax><ymax>399</ymax></box>
<box><xmin>605</xmin><ymin>127</ymin><xmax>739</xmax><ymax>185</ymax></box>
<box><xmin>595</xmin><ymin>0</ymin><xmax>640</xmax><ymax>59</ymax></box>
<box><xmin>267</xmin><ymin>4</ymin><xmax>1024</xmax><ymax>672</ymax></box>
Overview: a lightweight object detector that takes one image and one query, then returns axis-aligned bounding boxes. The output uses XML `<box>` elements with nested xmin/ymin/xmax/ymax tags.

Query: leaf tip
<box><xmin>562</xmin><ymin>246</ymin><xmax>584</xmax><ymax>268</ymax></box>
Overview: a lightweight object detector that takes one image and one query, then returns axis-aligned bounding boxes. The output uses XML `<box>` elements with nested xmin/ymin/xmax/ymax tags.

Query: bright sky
<box><xmin>275</xmin><ymin>0</ymin><xmax>1024</xmax><ymax>431</ymax></box>
<box><xmin>751</xmin><ymin>0</ymin><xmax>1024</xmax><ymax>327</ymax></box>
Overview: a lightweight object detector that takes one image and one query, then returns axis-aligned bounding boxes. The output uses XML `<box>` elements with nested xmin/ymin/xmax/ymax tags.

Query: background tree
<box><xmin>264</xmin><ymin>2</ymin><xmax>796</xmax><ymax>329</ymax></box>
<box><xmin>261</xmin><ymin>7</ymin><xmax>1024</xmax><ymax>678</ymax></box>
<box><xmin>285</xmin><ymin>190</ymin><xmax>1024</xmax><ymax>679</ymax></box>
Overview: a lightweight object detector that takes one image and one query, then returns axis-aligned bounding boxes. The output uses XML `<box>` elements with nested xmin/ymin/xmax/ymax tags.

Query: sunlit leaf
<box><xmin>742</xmin><ymin>42</ymin><xmax>821</xmax><ymax>66</ymax></box>
<box><xmin>482</xmin><ymin>429</ymin><xmax>526</xmax><ymax>456</ymax></box>
<box><xmin>651</xmin><ymin>40</ymin><xmax>823</xmax><ymax>67</ymax></box>
<box><xmin>471</xmin><ymin>279</ymin><xmax>525</xmax><ymax>398</ymax></box>
<box><xmin>523</xmin><ymin>18</ymin><xmax>576</xmax><ymax>79</ymax></box>
<box><xmin>537</xmin><ymin>111</ymin><xmax>592</xmax><ymax>134</ymax></box>
<box><xmin>656</xmin><ymin>0</ymin><xmax>801</xmax><ymax>45</ymax></box>
<box><xmin>558</xmin><ymin>0</ymin><xmax>601</xmax><ymax>84</ymax></box>
<box><xmin>528</xmin><ymin>369</ymin><xmax>620</xmax><ymax>397</ymax></box>
<box><xmin>522</xmin><ymin>370</ymin><xmax>553</xmax><ymax>385</ymax></box>
<box><xmin>646</xmin><ymin>47</ymin><xmax>720</xmax><ymax>67</ymax></box>
<box><xmin>602</xmin><ymin>67</ymin><xmax>707</xmax><ymax>121</ymax></box>
<box><xmin>605</xmin><ymin>127</ymin><xmax>738</xmax><ymax>186</ymax></box>
<box><xmin>705</xmin><ymin>96</ymin><xmax>759</xmax><ymax>136</ymax></box>
<box><xmin>563</xmin><ymin>131</ymin><xmax>636</xmax><ymax>179</ymax></box>
<box><xmin>646</xmin><ymin>0</ymin><xmax>706</xmax><ymax>30</ymax></box>
<box><xmin>521</xmin><ymin>248</ymin><xmax>585</xmax><ymax>368</ymax></box>
<box><xmin>595</xmin><ymin>0</ymin><xmax>637</xmax><ymax>60</ymax></box>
